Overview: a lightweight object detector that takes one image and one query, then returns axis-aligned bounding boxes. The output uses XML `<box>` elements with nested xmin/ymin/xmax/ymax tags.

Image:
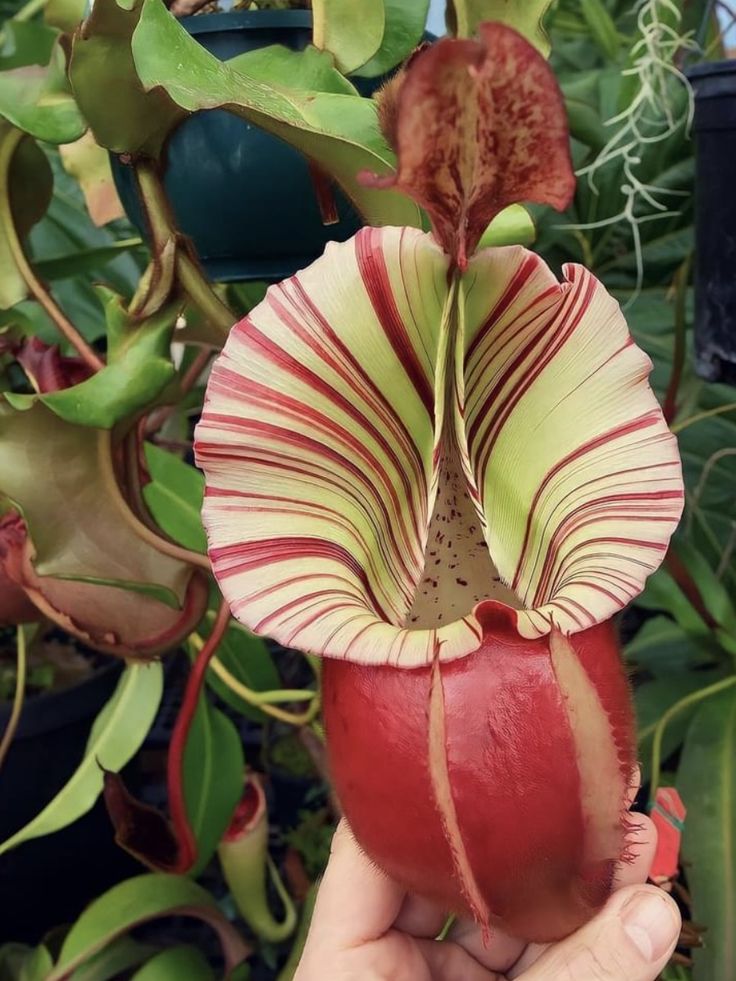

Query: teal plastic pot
<box><xmin>111</xmin><ymin>10</ymin><xmax>363</xmax><ymax>282</ymax></box>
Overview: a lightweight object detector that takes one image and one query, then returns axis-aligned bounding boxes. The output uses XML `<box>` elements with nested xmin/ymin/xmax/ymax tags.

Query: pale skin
<box><xmin>296</xmin><ymin>776</ymin><xmax>682</xmax><ymax>981</ymax></box>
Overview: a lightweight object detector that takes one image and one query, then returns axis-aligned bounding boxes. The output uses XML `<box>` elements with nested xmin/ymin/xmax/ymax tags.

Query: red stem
<box><xmin>167</xmin><ymin>597</ymin><xmax>231</xmax><ymax>872</ymax></box>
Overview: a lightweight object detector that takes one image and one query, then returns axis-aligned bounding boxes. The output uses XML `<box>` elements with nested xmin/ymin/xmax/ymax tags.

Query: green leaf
<box><xmin>132</xmin><ymin>0</ymin><xmax>420</xmax><ymax>228</ymax></box>
<box><xmin>68</xmin><ymin>0</ymin><xmax>185</xmax><ymax>157</ymax></box>
<box><xmin>635</xmin><ymin>670</ymin><xmax>725</xmax><ymax>784</ymax></box>
<box><xmin>20</xmin><ymin>945</ymin><xmax>53</xmax><ymax>981</ymax></box>
<box><xmin>579</xmin><ymin>0</ymin><xmax>621</xmax><ymax>60</ymax></box>
<box><xmin>355</xmin><ymin>0</ymin><xmax>430</xmax><ymax>78</ymax></box>
<box><xmin>45</xmin><ymin>0</ymin><xmax>86</xmax><ymax>32</ymax></box>
<box><xmin>0</xmin><ymin>44</ymin><xmax>86</xmax><ymax>144</ymax></box>
<box><xmin>184</xmin><ymin>698</ymin><xmax>244</xmax><ymax>877</ymax></box>
<box><xmin>207</xmin><ymin>622</ymin><xmax>281</xmax><ymax>723</ymax></box>
<box><xmin>478</xmin><ymin>204</ymin><xmax>536</xmax><ymax>248</ymax></box>
<box><xmin>142</xmin><ymin>442</ymin><xmax>206</xmax><ymax>553</ymax></box>
<box><xmin>30</xmin><ymin>288</ymin><xmax>176</xmax><ymax>428</ymax></box>
<box><xmin>48</xmin><ymin>875</ymin><xmax>249</xmax><ymax>981</ymax></box>
<box><xmin>312</xmin><ymin>0</ymin><xmax>384</xmax><ymax>74</ymax></box>
<box><xmin>0</xmin><ymin>661</ymin><xmax>162</xmax><ymax>855</ymax></box>
<box><xmin>679</xmin><ymin>686</ymin><xmax>736</xmax><ymax>981</ymax></box>
<box><xmin>448</xmin><ymin>0</ymin><xmax>553</xmax><ymax>54</ymax></box>
<box><xmin>69</xmin><ymin>938</ymin><xmax>157</xmax><ymax>981</ymax></box>
<box><xmin>34</xmin><ymin>240</ymin><xmax>143</xmax><ymax>281</ymax></box>
<box><xmin>625</xmin><ymin>615</ymin><xmax>713</xmax><ymax>677</ymax></box>
<box><xmin>0</xmin><ymin>21</ymin><xmax>57</xmax><ymax>70</ymax></box>
<box><xmin>636</xmin><ymin>567</ymin><xmax>710</xmax><ymax>640</ymax></box>
<box><xmin>227</xmin><ymin>43</ymin><xmax>358</xmax><ymax>97</ymax></box>
<box><xmin>130</xmin><ymin>946</ymin><xmax>215</xmax><ymax>981</ymax></box>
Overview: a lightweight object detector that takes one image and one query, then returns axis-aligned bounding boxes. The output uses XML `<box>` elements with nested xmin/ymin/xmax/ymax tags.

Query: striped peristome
<box><xmin>195</xmin><ymin>225</ymin><xmax>683</xmax><ymax>667</ymax></box>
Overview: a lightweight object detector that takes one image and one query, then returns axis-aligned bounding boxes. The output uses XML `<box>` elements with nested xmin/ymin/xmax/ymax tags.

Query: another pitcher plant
<box><xmin>195</xmin><ymin>25</ymin><xmax>684</xmax><ymax>942</ymax></box>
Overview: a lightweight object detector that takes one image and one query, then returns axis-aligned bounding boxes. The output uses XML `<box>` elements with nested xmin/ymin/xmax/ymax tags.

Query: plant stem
<box><xmin>206</xmin><ymin>649</ymin><xmax>320</xmax><ymax>726</ymax></box>
<box><xmin>177</xmin><ymin>253</ymin><xmax>235</xmax><ymax>336</ymax></box>
<box><xmin>0</xmin><ymin>131</ymin><xmax>105</xmax><ymax>372</ymax></box>
<box><xmin>671</xmin><ymin>400</ymin><xmax>736</xmax><ymax>435</ymax></box>
<box><xmin>134</xmin><ymin>160</ymin><xmax>234</xmax><ymax>337</ymax></box>
<box><xmin>144</xmin><ymin>346</ymin><xmax>213</xmax><ymax>436</ymax></box>
<box><xmin>167</xmin><ymin>597</ymin><xmax>232</xmax><ymax>872</ymax></box>
<box><xmin>0</xmin><ymin>626</ymin><xmax>27</xmax><ymax>772</ymax></box>
<box><xmin>649</xmin><ymin>674</ymin><xmax>736</xmax><ymax>798</ymax></box>
<box><xmin>663</xmin><ymin>254</ymin><xmax>692</xmax><ymax>425</ymax></box>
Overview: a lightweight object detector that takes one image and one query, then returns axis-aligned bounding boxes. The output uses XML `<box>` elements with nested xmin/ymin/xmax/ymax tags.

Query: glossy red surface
<box><xmin>323</xmin><ymin>608</ymin><xmax>635</xmax><ymax>942</ymax></box>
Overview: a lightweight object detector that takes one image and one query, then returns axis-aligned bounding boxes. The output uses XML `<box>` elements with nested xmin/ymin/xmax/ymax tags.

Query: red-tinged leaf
<box><xmin>0</xmin><ymin>402</ymin><xmax>209</xmax><ymax>659</ymax></box>
<box><xmin>361</xmin><ymin>24</ymin><xmax>574</xmax><ymax>269</ymax></box>
<box><xmin>16</xmin><ymin>336</ymin><xmax>93</xmax><ymax>393</ymax></box>
<box><xmin>0</xmin><ymin>512</ymin><xmax>39</xmax><ymax>625</ymax></box>
<box><xmin>103</xmin><ymin>770</ymin><xmax>183</xmax><ymax>873</ymax></box>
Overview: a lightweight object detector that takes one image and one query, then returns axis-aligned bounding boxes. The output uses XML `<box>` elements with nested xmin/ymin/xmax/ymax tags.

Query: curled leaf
<box><xmin>0</xmin><ymin>400</ymin><xmax>207</xmax><ymax>658</ymax></box>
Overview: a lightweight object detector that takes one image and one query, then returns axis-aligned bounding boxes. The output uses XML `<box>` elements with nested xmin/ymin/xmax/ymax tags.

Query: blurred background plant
<box><xmin>0</xmin><ymin>1</ymin><xmax>734</xmax><ymax>980</ymax></box>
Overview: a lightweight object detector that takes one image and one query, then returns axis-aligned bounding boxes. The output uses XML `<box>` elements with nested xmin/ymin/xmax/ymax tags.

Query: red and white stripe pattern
<box><xmin>196</xmin><ymin>227</ymin><xmax>481</xmax><ymax>665</ymax></box>
<box><xmin>460</xmin><ymin>246</ymin><xmax>684</xmax><ymax>638</ymax></box>
<box><xmin>196</xmin><ymin>227</ymin><xmax>683</xmax><ymax>664</ymax></box>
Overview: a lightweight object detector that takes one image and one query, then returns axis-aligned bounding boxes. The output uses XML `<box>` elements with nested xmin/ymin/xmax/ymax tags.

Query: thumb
<box><xmin>521</xmin><ymin>885</ymin><xmax>681</xmax><ymax>981</ymax></box>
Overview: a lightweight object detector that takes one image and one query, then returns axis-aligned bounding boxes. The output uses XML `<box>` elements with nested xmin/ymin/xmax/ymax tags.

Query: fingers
<box><xmin>415</xmin><ymin>937</ymin><xmax>502</xmax><ymax>981</ymax></box>
<box><xmin>304</xmin><ymin>820</ymin><xmax>405</xmax><ymax>950</ymax></box>
<box><xmin>394</xmin><ymin>894</ymin><xmax>449</xmax><ymax>938</ymax></box>
<box><xmin>447</xmin><ymin>810</ymin><xmax>658</xmax><ymax>976</ymax></box>
<box><xmin>515</xmin><ymin>885</ymin><xmax>681</xmax><ymax>981</ymax></box>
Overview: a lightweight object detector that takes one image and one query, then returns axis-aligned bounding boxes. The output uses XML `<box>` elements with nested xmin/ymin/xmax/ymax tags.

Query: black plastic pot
<box><xmin>687</xmin><ymin>60</ymin><xmax>736</xmax><ymax>384</ymax></box>
<box><xmin>112</xmin><ymin>10</ymin><xmax>363</xmax><ymax>283</ymax></box>
<box><xmin>0</xmin><ymin>660</ymin><xmax>140</xmax><ymax>943</ymax></box>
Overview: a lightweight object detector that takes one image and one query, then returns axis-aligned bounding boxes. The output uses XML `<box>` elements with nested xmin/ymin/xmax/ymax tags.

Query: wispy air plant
<box><xmin>194</xmin><ymin>24</ymin><xmax>683</xmax><ymax>941</ymax></box>
<box><xmin>564</xmin><ymin>0</ymin><xmax>697</xmax><ymax>296</ymax></box>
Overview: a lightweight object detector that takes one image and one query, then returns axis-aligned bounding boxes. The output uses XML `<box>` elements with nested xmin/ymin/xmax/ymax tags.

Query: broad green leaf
<box><xmin>0</xmin><ymin>21</ymin><xmax>56</xmax><ymax>70</ymax></box>
<box><xmin>130</xmin><ymin>946</ymin><xmax>214</xmax><ymax>981</ymax></box>
<box><xmin>49</xmin><ymin>875</ymin><xmax>249</xmax><ymax>980</ymax></box>
<box><xmin>625</xmin><ymin>615</ymin><xmax>714</xmax><ymax>677</ymax></box>
<box><xmin>0</xmin><ymin>400</ymin><xmax>207</xmax><ymax>654</ymax></box>
<box><xmin>579</xmin><ymin>0</ymin><xmax>621</xmax><ymax>60</ymax></box>
<box><xmin>132</xmin><ymin>0</ymin><xmax>420</xmax><ymax>228</ymax></box>
<box><xmin>312</xmin><ymin>0</ymin><xmax>384</xmax><ymax>74</ymax></box>
<box><xmin>68</xmin><ymin>0</ymin><xmax>184</xmax><ymax>157</ymax></box>
<box><xmin>0</xmin><ymin>44</ymin><xmax>86</xmax><ymax>144</ymax></box>
<box><xmin>18</xmin><ymin>288</ymin><xmax>177</xmax><ymax>428</ymax></box>
<box><xmin>355</xmin><ymin>0</ymin><xmax>430</xmax><ymax>78</ymax></box>
<box><xmin>142</xmin><ymin>442</ymin><xmax>206</xmax><ymax>553</ymax></box>
<box><xmin>448</xmin><ymin>0</ymin><xmax>553</xmax><ymax>54</ymax></box>
<box><xmin>0</xmin><ymin>661</ymin><xmax>162</xmax><ymax>855</ymax></box>
<box><xmin>20</xmin><ymin>945</ymin><xmax>53</xmax><ymax>981</ymax></box>
<box><xmin>672</xmin><ymin>542</ymin><xmax>736</xmax><ymax>640</ymax></box>
<box><xmin>45</xmin><ymin>0</ymin><xmax>86</xmax><ymax>31</ymax></box>
<box><xmin>183</xmin><ymin>698</ymin><xmax>244</xmax><ymax>877</ymax></box>
<box><xmin>636</xmin><ymin>567</ymin><xmax>710</xmax><ymax>639</ymax></box>
<box><xmin>679</xmin><ymin>686</ymin><xmax>736</xmax><ymax>981</ymax></box>
<box><xmin>34</xmin><ymin>240</ymin><xmax>143</xmax><ymax>281</ymax></box>
<box><xmin>69</xmin><ymin>938</ymin><xmax>157</xmax><ymax>981</ymax></box>
<box><xmin>227</xmin><ymin>43</ymin><xmax>358</xmax><ymax>97</ymax></box>
<box><xmin>206</xmin><ymin>622</ymin><xmax>282</xmax><ymax>723</ymax></box>
<box><xmin>635</xmin><ymin>670</ymin><xmax>725</xmax><ymax>783</ymax></box>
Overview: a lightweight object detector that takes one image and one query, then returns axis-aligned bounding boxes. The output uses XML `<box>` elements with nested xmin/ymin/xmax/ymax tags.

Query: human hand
<box><xmin>295</xmin><ymin>795</ymin><xmax>681</xmax><ymax>980</ymax></box>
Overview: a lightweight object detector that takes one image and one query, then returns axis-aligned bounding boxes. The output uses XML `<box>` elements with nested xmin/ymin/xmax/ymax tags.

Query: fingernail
<box><xmin>621</xmin><ymin>892</ymin><xmax>679</xmax><ymax>962</ymax></box>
